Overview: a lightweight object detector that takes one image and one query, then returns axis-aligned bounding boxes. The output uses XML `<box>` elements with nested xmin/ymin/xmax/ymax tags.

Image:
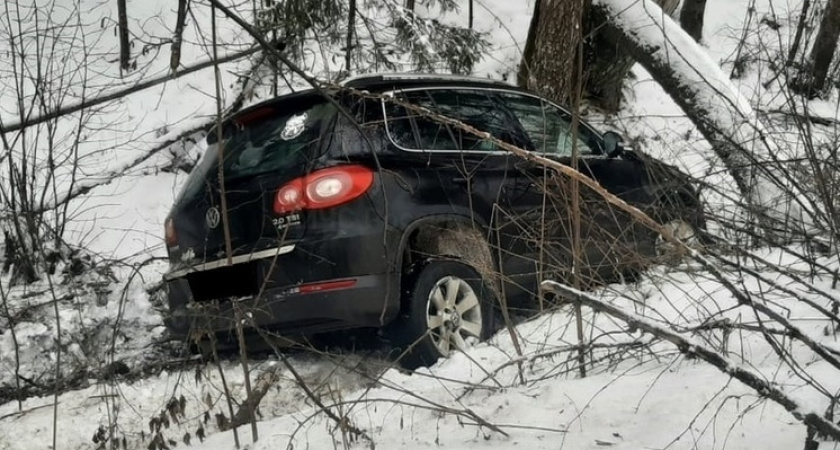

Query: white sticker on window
<box><xmin>281</xmin><ymin>113</ymin><xmax>308</xmax><ymax>141</ymax></box>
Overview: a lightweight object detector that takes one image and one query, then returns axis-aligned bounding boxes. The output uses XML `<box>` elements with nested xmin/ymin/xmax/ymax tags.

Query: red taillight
<box><xmin>164</xmin><ymin>217</ymin><xmax>178</xmax><ymax>246</ymax></box>
<box><xmin>275</xmin><ymin>179</ymin><xmax>306</xmax><ymax>214</ymax></box>
<box><xmin>273</xmin><ymin>165</ymin><xmax>374</xmax><ymax>214</ymax></box>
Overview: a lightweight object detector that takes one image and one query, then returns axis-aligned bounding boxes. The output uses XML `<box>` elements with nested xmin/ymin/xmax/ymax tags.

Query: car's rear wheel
<box><xmin>391</xmin><ymin>260</ymin><xmax>495</xmax><ymax>369</ymax></box>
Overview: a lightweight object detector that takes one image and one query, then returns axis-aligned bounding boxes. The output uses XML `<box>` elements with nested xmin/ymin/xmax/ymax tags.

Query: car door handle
<box><xmin>450</xmin><ymin>177</ymin><xmax>470</xmax><ymax>185</ymax></box>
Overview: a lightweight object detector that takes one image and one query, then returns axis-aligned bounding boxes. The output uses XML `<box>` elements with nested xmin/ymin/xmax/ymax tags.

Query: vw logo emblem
<box><xmin>205</xmin><ymin>207</ymin><xmax>221</xmax><ymax>229</ymax></box>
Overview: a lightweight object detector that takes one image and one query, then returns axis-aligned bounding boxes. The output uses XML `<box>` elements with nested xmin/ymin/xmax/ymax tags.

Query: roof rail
<box><xmin>341</xmin><ymin>72</ymin><xmax>514</xmax><ymax>88</ymax></box>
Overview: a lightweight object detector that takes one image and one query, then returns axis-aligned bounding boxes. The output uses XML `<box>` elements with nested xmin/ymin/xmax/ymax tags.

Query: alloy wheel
<box><xmin>425</xmin><ymin>275</ymin><xmax>483</xmax><ymax>355</ymax></box>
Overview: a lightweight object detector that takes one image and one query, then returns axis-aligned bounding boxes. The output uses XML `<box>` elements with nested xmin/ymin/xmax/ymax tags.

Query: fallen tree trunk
<box><xmin>583</xmin><ymin>0</ymin><xmax>679</xmax><ymax>112</ymax></box>
<box><xmin>590</xmin><ymin>0</ymin><xmax>809</xmax><ymax>227</ymax></box>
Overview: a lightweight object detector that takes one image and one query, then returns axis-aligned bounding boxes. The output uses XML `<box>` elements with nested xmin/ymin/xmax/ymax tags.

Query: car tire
<box><xmin>391</xmin><ymin>260</ymin><xmax>496</xmax><ymax>370</ymax></box>
<box><xmin>619</xmin><ymin>217</ymin><xmax>703</xmax><ymax>282</ymax></box>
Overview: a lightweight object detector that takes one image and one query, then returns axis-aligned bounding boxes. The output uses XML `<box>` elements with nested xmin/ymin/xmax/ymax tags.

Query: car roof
<box><xmin>341</xmin><ymin>72</ymin><xmax>519</xmax><ymax>92</ymax></box>
<box><xmin>225</xmin><ymin>73</ymin><xmax>530</xmax><ymax>125</ymax></box>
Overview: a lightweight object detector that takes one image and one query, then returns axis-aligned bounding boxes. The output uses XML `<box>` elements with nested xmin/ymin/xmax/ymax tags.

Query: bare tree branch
<box><xmin>0</xmin><ymin>46</ymin><xmax>260</xmax><ymax>134</ymax></box>
<box><xmin>542</xmin><ymin>280</ymin><xmax>840</xmax><ymax>442</ymax></box>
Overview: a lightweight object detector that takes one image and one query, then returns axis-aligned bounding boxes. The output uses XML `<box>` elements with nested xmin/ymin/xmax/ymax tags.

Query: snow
<box><xmin>4</xmin><ymin>247</ymin><xmax>840</xmax><ymax>449</ymax></box>
<box><xmin>2</xmin><ymin>0</ymin><xmax>840</xmax><ymax>449</ymax></box>
<box><xmin>594</xmin><ymin>0</ymin><xmax>812</xmax><ymax>223</ymax></box>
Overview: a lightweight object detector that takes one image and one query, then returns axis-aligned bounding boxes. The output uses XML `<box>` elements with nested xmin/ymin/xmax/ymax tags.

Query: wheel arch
<box><xmin>396</xmin><ymin>215</ymin><xmax>498</xmax><ymax>287</ymax></box>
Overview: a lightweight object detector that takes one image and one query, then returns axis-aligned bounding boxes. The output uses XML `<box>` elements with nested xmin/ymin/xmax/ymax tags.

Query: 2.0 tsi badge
<box><xmin>205</xmin><ymin>206</ymin><xmax>221</xmax><ymax>229</ymax></box>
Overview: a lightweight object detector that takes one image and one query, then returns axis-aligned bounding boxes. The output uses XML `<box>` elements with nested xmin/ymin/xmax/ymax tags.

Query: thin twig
<box><xmin>542</xmin><ymin>280</ymin><xmax>840</xmax><ymax>441</ymax></box>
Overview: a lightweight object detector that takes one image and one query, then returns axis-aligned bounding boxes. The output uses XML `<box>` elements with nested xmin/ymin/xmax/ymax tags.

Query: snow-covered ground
<box><xmin>1</xmin><ymin>0</ymin><xmax>840</xmax><ymax>449</ymax></box>
<box><xmin>3</xmin><ymin>250</ymin><xmax>838</xmax><ymax>449</ymax></box>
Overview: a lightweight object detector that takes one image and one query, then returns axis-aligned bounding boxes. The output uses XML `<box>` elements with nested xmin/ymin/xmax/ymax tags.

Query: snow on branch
<box><xmin>592</xmin><ymin>0</ymin><xmax>812</xmax><ymax>223</ymax></box>
<box><xmin>541</xmin><ymin>280</ymin><xmax>840</xmax><ymax>441</ymax></box>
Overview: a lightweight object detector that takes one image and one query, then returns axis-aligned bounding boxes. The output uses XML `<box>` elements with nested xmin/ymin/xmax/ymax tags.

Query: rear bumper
<box><xmin>163</xmin><ymin>225</ymin><xmax>403</xmax><ymax>340</ymax></box>
<box><xmin>164</xmin><ymin>272</ymin><xmax>400</xmax><ymax>340</ymax></box>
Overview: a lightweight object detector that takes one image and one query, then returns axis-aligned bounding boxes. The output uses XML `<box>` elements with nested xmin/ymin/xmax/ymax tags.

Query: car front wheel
<box><xmin>392</xmin><ymin>260</ymin><xmax>495</xmax><ymax>370</ymax></box>
<box><xmin>655</xmin><ymin>218</ymin><xmax>701</xmax><ymax>258</ymax></box>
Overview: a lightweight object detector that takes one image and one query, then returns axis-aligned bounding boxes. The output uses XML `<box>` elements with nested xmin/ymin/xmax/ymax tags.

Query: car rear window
<box><xmin>208</xmin><ymin>99</ymin><xmax>335</xmax><ymax>179</ymax></box>
<box><xmin>177</xmin><ymin>96</ymin><xmax>335</xmax><ymax>203</ymax></box>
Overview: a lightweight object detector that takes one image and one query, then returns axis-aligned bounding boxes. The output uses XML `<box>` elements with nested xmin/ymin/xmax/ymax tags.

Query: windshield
<box><xmin>177</xmin><ymin>98</ymin><xmax>335</xmax><ymax>204</ymax></box>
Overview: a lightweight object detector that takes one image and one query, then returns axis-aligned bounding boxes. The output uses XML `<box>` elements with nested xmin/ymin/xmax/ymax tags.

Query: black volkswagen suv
<box><xmin>163</xmin><ymin>73</ymin><xmax>702</xmax><ymax>368</ymax></box>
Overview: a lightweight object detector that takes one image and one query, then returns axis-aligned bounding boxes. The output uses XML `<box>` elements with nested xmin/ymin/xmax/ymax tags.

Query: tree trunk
<box><xmin>520</xmin><ymin>0</ymin><xmax>678</xmax><ymax>112</ymax></box>
<box><xmin>522</xmin><ymin>0</ymin><xmax>587</xmax><ymax>106</ymax></box>
<box><xmin>786</xmin><ymin>0</ymin><xmax>811</xmax><ymax>67</ymax></box>
<box><xmin>517</xmin><ymin>0</ymin><xmax>542</xmax><ymax>88</ymax></box>
<box><xmin>345</xmin><ymin>0</ymin><xmax>356</xmax><ymax>73</ymax></box>
<box><xmin>802</xmin><ymin>425</ymin><xmax>819</xmax><ymax>450</ymax></box>
<box><xmin>804</xmin><ymin>0</ymin><xmax>840</xmax><ymax>94</ymax></box>
<box><xmin>170</xmin><ymin>0</ymin><xmax>189</xmax><ymax>73</ymax></box>
<box><xmin>117</xmin><ymin>0</ymin><xmax>131</xmax><ymax>73</ymax></box>
<box><xmin>679</xmin><ymin>0</ymin><xmax>706</xmax><ymax>41</ymax></box>
<box><xmin>582</xmin><ymin>0</ymin><xmax>678</xmax><ymax>112</ymax></box>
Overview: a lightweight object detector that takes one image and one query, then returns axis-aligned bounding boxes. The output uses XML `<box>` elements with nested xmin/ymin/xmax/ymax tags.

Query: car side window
<box><xmin>383</xmin><ymin>94</ymin><xmax>457</xmax><ymax>150</ymax></box>
<box><xmin>383</xmin><ymin>89</ymin><xmax>520</xmax><ymax>152</ymax></box>
<box><xmin>502</xmin><ymin>93</ymin><xmax>601</xmax><ymax>156</ymax></box>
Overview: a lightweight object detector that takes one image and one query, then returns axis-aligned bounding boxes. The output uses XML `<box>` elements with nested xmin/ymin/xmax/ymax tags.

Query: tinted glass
<box><xmin>502</xmin><ymin>93</ymin><xmax>601</xmax><ymax>156</ymax></box>
<box><xmin>208</xmin><ymin>101</ymin><xmax>334</xmax><ymax>179</ymax></box>
<box><xmin>178</xmin><ymin>97</ymin><xmax>334</xmax><ymax>203</ymax></box>
<box><xmin>383</xmin><ymin>96</ymin><xmax>457</xmax><ymax>150</ymax></box>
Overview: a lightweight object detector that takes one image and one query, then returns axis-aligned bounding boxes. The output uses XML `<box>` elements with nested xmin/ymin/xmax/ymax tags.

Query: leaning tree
<box><xmin>520</xmin><ymin>0</ymin><xmax>811</xmax><ymax>231</ymax></box>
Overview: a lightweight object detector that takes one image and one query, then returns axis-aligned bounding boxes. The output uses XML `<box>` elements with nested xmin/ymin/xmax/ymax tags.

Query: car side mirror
<box><xmin>602</xmin><ymin>131</ymin><xmax>624</xmax><ymax>157</ymax></box>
